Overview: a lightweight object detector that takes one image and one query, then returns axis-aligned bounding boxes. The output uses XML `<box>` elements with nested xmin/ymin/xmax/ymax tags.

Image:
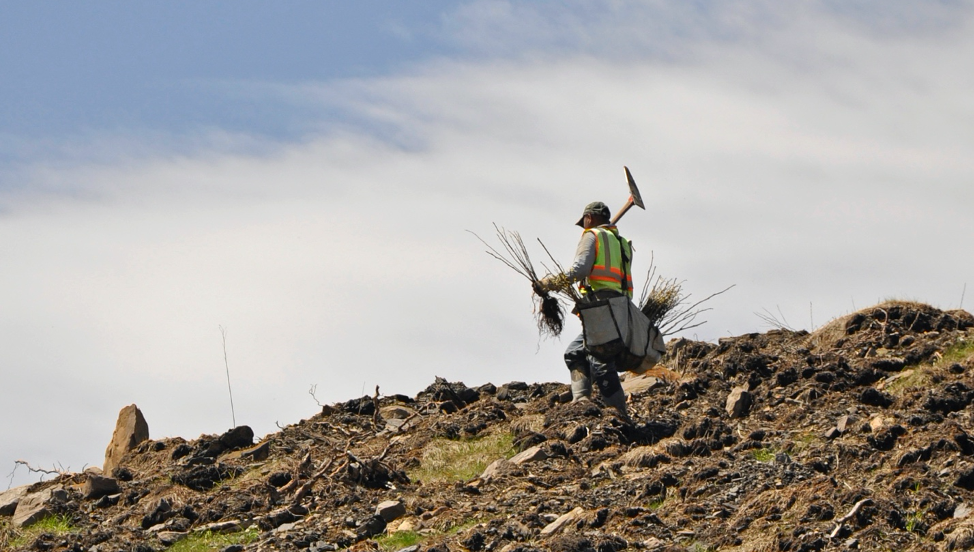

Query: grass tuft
<box><xmin>408</xmin><ymin>430</ymin><xmax>516</xmax><ymax>483</ymax></box>
<box><xmin>166</xmin><ymin>527</ymin><xmax>260</xmax><ymax>552</ymax></box>
<box><xmin>375</xmin><ymin>531</ymin><xmax>423</xmax><ymax>551</ymax></box>
<box><xmin>5</xmin><ymin>514</ymin><xmax>77</xmax><ymax>549</ymax></box>
<box><xmin>751</xmin><ymin>448</ymin><xmax>776</xmax><ymax>463</ymax></box>
<box><xmin>940</xmin><ymin>338</ymin><xmax>974</xmax><ymax>366</ymax></box>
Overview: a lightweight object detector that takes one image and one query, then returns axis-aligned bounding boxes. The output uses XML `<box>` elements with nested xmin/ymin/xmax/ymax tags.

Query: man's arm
<box><xmin>563</xmin><ymin>231</ymin><xmax>597</xmax><ymax>282</ymax></box>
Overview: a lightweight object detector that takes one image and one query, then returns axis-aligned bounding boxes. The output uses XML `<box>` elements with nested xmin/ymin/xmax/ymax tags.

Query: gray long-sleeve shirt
<box><xmin>564</xmin><ymin>229</ymin><xmax>600</xmax><ymax>283</ymax></box>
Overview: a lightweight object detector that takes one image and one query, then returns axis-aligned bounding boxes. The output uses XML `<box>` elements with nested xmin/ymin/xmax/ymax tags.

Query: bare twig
<box><xmin>308</xmin><ymin>385</ymin><xmax>325</xmax><ymax>407</ymax></box>
<box><xmin>219</xmin><ymin>325</ymin><xmax>236</xmax><ymax>428</ymax></box>
<box><xmin>638</xmin><ymin>254</ymin><xmax>734</xmax><ymax>336</ymax></box>
<box><xmin>755</xmin><ymin>306</ymin><xmax>794</xmax><ymax>331</ymax></box>
<box><xmin>14</xmin><ymin>460</ymin><xmax>67</xmax><ymax>481</ymax></box>
<box><xmin>471</xmin><ymin>225</ymin><xmax>567</xmax><ymax>338</ymax></box>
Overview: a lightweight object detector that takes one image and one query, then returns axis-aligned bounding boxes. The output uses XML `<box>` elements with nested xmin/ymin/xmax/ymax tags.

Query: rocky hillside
<box><xmin>3</xmin><ymin>301</ymin><xmax>974</xmax><ymax>552</ymax></box>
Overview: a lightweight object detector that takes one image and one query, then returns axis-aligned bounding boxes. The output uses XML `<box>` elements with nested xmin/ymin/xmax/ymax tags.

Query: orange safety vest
<box><xmin>582</xmin><ymin>226</ymin><xmax>633</xmax><ymax>297</ymax></box>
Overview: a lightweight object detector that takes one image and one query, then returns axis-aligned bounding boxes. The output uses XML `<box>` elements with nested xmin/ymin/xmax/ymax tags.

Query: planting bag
<box><xmin>577</xmin><ymin>294</ymin><xmax>666</xmax><ymax>370</ymax></box>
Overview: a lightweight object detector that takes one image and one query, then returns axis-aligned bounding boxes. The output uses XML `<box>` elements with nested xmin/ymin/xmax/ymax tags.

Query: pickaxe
<box><xmin>609</xmin><ymin>166</ymin><xmax>645</xmax><ymax>224</ymax></box>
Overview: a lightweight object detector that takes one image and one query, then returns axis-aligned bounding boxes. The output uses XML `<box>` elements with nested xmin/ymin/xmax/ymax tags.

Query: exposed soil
<box><xmin>4</xmin><ymin>301</ymin><xmax>974</xmax><ymax>552</ymax></box>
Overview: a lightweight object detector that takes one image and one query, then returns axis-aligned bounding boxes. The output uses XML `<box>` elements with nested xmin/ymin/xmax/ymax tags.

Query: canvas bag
<box><xmin>576</xmin><ymin>293</ymin><xmax>665</xmax><ymax>370</ymax></box>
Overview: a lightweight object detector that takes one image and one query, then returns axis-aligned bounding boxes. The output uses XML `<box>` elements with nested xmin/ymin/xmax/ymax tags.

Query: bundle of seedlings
<box><xmin>473</xmin><ymin>224</ymin><xmax>574</xmax><ymax>338</ymax></box>
<box><xmin>638</xmin><ymin>253</ymin><xmax>734</xmax><ymax>336</ymax></box>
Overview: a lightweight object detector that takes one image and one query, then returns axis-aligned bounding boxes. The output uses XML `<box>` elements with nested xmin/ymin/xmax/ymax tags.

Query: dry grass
<box><xmin>407</xmin><ymin>430</ymin><xmax>516</xmax><ymax>484</ymax></box>
<box><xmin>510</xmin><ymin>414</ymin><xmax>546</xmax><ymax>435</ymax></box>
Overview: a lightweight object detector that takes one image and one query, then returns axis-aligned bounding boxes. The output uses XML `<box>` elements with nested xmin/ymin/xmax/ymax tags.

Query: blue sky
<box><xmin>1</xmin><ymin>2</ymin><xmax>456</xmax><ymax>143</ymax></box>
<box><xmin>2</xmin><ymin>1</ymin><xmax>973</xmax><ymax>488</ymax></box>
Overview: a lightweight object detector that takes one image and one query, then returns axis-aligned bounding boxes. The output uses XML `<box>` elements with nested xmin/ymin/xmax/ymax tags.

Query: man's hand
<box><xmin>536</xmin><ymin>275</ymin><xmax>559</xmax><ymax>293</ymax></box>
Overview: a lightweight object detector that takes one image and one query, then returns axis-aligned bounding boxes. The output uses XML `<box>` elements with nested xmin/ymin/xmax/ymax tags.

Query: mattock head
<box><xmin>624</xmin><ymin>166</ymin><xmax>645</xmax><ymax>209</ymax></box>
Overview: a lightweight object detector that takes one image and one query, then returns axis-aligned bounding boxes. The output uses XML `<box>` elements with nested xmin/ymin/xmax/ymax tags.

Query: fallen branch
<box><xmin>14</xmin><ymin>460</ymin><xmax>68</xmax><ymax>479</ymax></box>
<box><xmin>829</xmin><ymin>498</ymin><xmax>872</xmax><ymax>538</ymax></box>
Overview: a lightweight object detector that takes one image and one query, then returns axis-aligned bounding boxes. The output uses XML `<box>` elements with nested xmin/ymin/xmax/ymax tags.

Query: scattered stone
<box><xmin>84</xmin><ymin>475</ymin><xmax>120</xmax><ymax>499</ymax></box>
<box><xmin>219</xmin><ymin>425</ymin><xmax>254</xmax><ymax>450</ymax></box>
<box><xmin>509</xmin><ymin>445</ymin><xmax>548</xmax><ymax>465</ymax></box>
<box><xmin>376</xmin><ymin>500</ymin><xmax>406</xmax><ymax>522</ymax></box>
<box><xmin>225</xmin><ymin>440</ymin><xmax>270</xmax><ymax>461</ymax></box>
<box><xmin>726</xmin><ymin>386</ymin><xmax>752</xmax><ymax>418</ymax></box>
<box><xmin>955</xmin><ymin>503</ymin><xmax>973</xmax><ymax>519</ymax></box>
<box><xmin>540</xmin><ymin>507</ymin><xmax>586</xmax><ymax>535</ymax></box>
<box><xmin>103</xmin><ymin>404</ymin><xmax>150</xmax><ymax>474</ymax></box>
<box><xmin>480</xmin><ymin>458</ymin><xmax>512</xmax><ymax>482</ymax></box>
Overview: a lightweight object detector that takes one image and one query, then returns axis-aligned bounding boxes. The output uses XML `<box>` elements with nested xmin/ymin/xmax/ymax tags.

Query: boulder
<box><xmin>0</xmin><ymin>485</ymin><xmax>30</xmax><ymax>516</ymax></box>
<box><xmin>12</xmin><ymin>487</ymin><xmax>66</xmax><ymax>528</ymax></box>
<box><xmin>104</xmin><ymin>404</ymin><xmax>149</xmax><ymax>474</ymax></box>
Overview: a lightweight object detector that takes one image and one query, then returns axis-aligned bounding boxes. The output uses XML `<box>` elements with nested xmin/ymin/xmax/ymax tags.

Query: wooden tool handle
<box><xmin>611</xmin><ymin>197</ymin><xmax>635</xmax><ymax>225</ymax></box>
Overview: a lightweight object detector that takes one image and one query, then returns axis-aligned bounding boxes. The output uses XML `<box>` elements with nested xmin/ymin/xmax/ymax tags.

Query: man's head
<box><xmin>575</xmin><ymin>201</ymin><xmax>611</xmax><ymax>228</ymax></box>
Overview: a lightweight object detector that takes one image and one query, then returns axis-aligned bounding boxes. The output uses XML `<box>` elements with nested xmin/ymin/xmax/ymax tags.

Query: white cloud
<box><xmin>3</xmin><ymin>2</ymin><xmax>974</xmax><ymax>487</ymax></box>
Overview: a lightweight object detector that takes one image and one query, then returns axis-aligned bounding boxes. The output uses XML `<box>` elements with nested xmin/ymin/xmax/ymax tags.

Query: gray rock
<box><xmin>836</xmin><ymin>415</ymin><xmax>853</xmax><ymax>433</ymax></box>
<box><xmin>480</xmin><ymin>458</ymin><xmax>511</xmax><ymax>482</ymax></box>
<box><xmin>84</xmin><ymin>474</ymin><xmax>120</xmax><ymax>499</ymax></box>
<box><xmin>376</xmin><ymin>499</ymin><xmax>407</xmax><ymax>522</ymax></box>
<box><xmin>824</xmin><ymin>427</ymin><xmax>841</xmax><ymax>440</ymax></box>
<box><xmin>509</xmin><ymin>445</ymin><xmax>549</xmax><ymax>465</ymax></box>
<box><xmin>726</xmin><ymin>386</ymin><xmax>753</xmax><ymax>418</ymax></box>
<box><xmin>103</xmin><ymin>404</ymin><xmax>149</xmax><ymax>475</ymax></box>
<box><xmin>12</xmin><ymin>487</ymin><xmax>65</xmax><ymax>528</ymax></box>
<box><xmin>0</xmin><ymin>485</ymin><xmax>30</xmax><ymax>516</ymax></box>
<box><xmin>956</xmin><ymin>503</ymin><xmax>973</xmax><ymax>519</ymax></box>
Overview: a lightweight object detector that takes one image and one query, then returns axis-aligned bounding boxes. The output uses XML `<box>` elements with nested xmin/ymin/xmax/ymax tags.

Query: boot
<box><xmin>602</xmin><ymin>388</ymin><xmax>632</xmax><ymax>422</ymax></box>
<box><xmin>569</xmin><ymin>367</ymin><xmax>592</xmax><ymax>402</ymax></box>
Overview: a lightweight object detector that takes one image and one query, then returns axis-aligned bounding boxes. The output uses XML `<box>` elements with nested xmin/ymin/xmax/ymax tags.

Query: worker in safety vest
<box><xmin>540</xmin><ymin>201</ymin><xmax>633</xmax><ymax>420</ymax></box>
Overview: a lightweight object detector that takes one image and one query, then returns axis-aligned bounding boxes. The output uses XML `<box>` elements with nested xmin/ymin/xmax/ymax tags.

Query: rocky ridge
<box><xmin>2</xmin><ymin>301</ymin><xmax>974</xmax><ymax>552</ymax></box>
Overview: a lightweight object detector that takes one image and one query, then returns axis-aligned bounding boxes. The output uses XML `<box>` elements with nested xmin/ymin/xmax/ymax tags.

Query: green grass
<box><xmin>373</xmin><ymin>516</ymin><xmax>489</xmax><ymax>552</ymax></box>
<box><xmin>407</xmin><ymin>430</ymin><xmax>516</xmax><ymax>483</ymax></box>
<box><xmin>374</xmin><ymin>531</ymin><xmax>423</xmax><ymax>551</ymax></box>
<box><xmin>751</xmin><ymin>448</ymin><xmax>776</xmax><ymax>463</ymax></box>
<box><xmin>940</xmin><ymin>338</ymin><xmax>974</xmax><ymax>366</ymax></box>
<box><xmin>905</xmin><ymin>510</ymin><xmax>926</xmax><ymax>534</ymax></box>
<box><xmin>885</xmin><ymin>368</ymin><xmax>932</xmax><ymax>396</ymax></box>
<box><xmin>165</xmin><ymin>527</ymin><xmax>260</xmax><ymax>552</ymax></box>
<box><xmin>5</xmin><ymin>514</ymin><xmax>77</xmax><ymax>549</ymax></box>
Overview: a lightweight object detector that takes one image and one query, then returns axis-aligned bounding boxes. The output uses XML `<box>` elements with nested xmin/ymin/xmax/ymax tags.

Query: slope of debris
<box><xmin>3</xmin><ymin>301</ymin><xmax>974</xmax><ymax>552</ymax></box>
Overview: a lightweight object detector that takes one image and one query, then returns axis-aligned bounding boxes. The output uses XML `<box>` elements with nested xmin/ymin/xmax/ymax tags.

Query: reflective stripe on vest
<box><xmin>584</xmin><ymin>226</ymin><xmax>633</xmax><ymax>297</ymax></box>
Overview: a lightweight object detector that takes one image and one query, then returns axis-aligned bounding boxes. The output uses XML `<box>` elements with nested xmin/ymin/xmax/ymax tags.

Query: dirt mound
<box><xmin>3</xmin><ymin>302</ymin><xmax>974</xmax><ymax>552</ymax></box>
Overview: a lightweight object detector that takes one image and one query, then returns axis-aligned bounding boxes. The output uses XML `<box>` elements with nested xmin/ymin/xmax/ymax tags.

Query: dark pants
<box><xmin>564</xmin><ymin>333</ymin><xmax>623</xmax><ymax>398</ymax></box>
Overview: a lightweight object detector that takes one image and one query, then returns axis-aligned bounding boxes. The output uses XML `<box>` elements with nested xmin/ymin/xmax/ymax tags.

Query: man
<box><xmin>540</xmin><ymin>201</ymin><xmax>633</xmax><ymax>420</ymax></box>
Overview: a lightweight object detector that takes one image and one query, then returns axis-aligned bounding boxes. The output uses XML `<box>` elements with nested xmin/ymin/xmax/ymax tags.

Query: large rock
<box><xmin>104</xmin><ymin>404</ymin><xmax>149</xmax><ymax>475</ymax></box>
<box><xmin>0</xmin><ymin>485</ymin><xmax>30</xmax><ymax>516</ymax></box>
<box><xmin>84</xmin><ymin>474</ymin><xmax>120</xmax><ymax>499</ymax></box>
<box><xmin>12</xmin><ymin>487</ymin><xmax>66</xmax><ymax>528</ymax></box>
